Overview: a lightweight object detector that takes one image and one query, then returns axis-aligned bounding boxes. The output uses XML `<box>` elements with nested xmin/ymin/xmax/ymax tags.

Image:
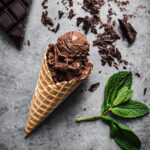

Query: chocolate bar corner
<box><xmin>0</xmin><ymin>0</ymin><xmax>31</xmax><ymax>48</ymax></box>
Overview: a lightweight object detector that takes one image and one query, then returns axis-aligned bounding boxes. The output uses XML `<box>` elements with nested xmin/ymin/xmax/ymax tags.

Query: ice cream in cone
<box><xmin>25</xmin><ymin>31</ymin><xmax>93</xmax><ymax>136</ymax></box>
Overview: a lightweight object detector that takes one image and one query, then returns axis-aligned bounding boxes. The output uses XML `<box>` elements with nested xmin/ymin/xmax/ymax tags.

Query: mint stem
<box><xmin>76</xmin><ymin>115</ymin><xmax>101</xmax><ymax>122</ymax></box>
<box><xmin>76</xmin><ymin>108</ymin><xmax>111</xmax><ymax>122</ymax></box>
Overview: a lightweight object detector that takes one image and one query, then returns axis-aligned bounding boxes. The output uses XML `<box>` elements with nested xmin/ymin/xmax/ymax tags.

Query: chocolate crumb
<box><xmin>43</xmin><ymin>6</ymin><xmax>48</xmax><ymax>9</ymax></box>
<box><xmin>88</xmin><ymin>82</ymin><xmax>100</xmax><ymax>92</ymax></box>
<box><xmin>143</xmin><ymin>88</ymin><xmax>147</xmax><ymax>96</ymax></box>
<box><xmin>84</xmin><ymin>108</ymin><xmax>86</xmax><ymax>111</ymax></box>
<box><xmin>135</xmin><ymin>73</ymin><xmax>140</xmax><ymax>78</ymax></box>
<box><xmin>27</xmin><ymin>40</ymin><xmax>30</xmax><ymax>46</ymax></box>
<box><xmin>123</xmin><ymin>66</ymin><xmax>127</xmax><ymax>69</ymax></box>
<box><xmin>58</xmin><ymin>11</ymin><xmax>64</xmax><ymax>19</ymax></box>
<box><xmin>68</xmin><ymin>9</ymin><xmax>76</xmax><ymax>19</ymax></box>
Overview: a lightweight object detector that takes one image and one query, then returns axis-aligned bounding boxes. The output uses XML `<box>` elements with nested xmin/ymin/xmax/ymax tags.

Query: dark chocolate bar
<box><xmin>0</xmin><ymin>0</ymin><xmax>31</xmax><ymax>48</ymax></box>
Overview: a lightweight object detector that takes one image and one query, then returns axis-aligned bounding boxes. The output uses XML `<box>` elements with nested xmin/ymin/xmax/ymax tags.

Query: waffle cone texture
<box><xmin>25</xmin><ymin>50</ymin><xmax>82</xmax><ymax>136</ymax></box>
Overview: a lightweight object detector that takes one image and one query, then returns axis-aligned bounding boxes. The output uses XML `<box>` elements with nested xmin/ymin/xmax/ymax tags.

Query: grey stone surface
<box><xmin>0</xmin><ymin>0</ymin><xmax>150</xmax><ymax>150</ymax></box>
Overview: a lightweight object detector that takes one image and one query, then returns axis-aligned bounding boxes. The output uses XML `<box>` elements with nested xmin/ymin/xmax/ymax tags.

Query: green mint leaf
<box><xmin>102</xmin><ymin>115</ymin><xmax>141</xmax><ymax>150</ymax></box>
<box><xmin>112</xmin><ymin>87</ymin><xmax>133</xmax><ymax>106</ymax></box>
<box><xmin>101</xmin><ymin>71</ymin><xmax>132</xmax><ymax>113</ymax></box>
<box><xmin>111</xmin><ymin>100</ymin><xmax>149</xmax><ymax>118</ymax></box>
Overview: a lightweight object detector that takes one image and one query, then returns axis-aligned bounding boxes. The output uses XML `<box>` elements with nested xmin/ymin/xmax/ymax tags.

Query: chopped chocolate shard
<box><xmin>77</xmin><ymin>15</ymin><xmax>99</xmax><ymax>34</ymax></box>
<box><xmin>51</xmin><ymin>23</ymin><xmax>60</xmax><ymax>33</ymax></box>
<box><xmin>88</xmin><ymin>82</ymin><xmax>100</xmax><ymax>92</ymax></box>
<box><xmin>68</xmin><ymin>9</ymin><xmax>75</xmax><ymax>20</ymax></box>
<box><xmin>113</xmin><ymin>62</ymin><xmax>119</xmax><ymax>70</ymax></box>
<box><xmin>41</xmin><ymin>11</ymin><xmax>54</xmax><ymax>26</ymax></box>
<box><xmin>0</xmin><ymin>0</ymin><xmax>31</xmax><ymax>48</ymax></box>
<box><xmin>68</xmin><ymin>0</ymin><xmax>73</xmax><ymax>7</ymax></box>
<box><xmin>82</xmin><ymin>0</ymin><xmax>104</xmax><ymax>15</ymax></box>
<box><xmin>93</xmin><ymin>24</ymin><xmax>124</xmax><ymax>68</ymax></box>
<box><xmin>121</xmin><ymin>59</ymin><xmax>128</xmax><ymax>65</ymax></box>
<box><xmin>143</xmin><ymin>88</ymin><xmax>147</xmax><ymax>96</ymax></box>
<box><xmin>58</xmin><ymin>11</ymin><xmax>64</xmax><ymax>19</ymax></box>
<box><xmin>118</xmin><ymin>19</ymin><xmax>137</xmax><ymax>44</ymax></box>
<box><xmin>41</xmin><ymin>0</ymin><xmax>48</xmax><ymax>9</ymax></box>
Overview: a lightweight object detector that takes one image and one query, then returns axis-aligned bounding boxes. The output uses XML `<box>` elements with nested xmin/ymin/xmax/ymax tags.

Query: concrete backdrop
<box><xmin>0</xmin><ymin>0</ymin><xmax>150</xmax><ymax>150</ymax></box>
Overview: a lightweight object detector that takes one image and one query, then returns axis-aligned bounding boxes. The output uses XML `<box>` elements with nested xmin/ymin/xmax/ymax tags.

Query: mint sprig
<box><xmin>102</xmin><ymin>71</ymin><xmax>132</xmax><ymax>114</ymax></box>
<box><xmin>76</xmin><ymin>71</ymin><xmax>149</xmax><ymax>150</ymax></box>
<box><xmin>102</xmin><ymin>115</ymin><xmax>141</xmax><ymax>150</ymax></box>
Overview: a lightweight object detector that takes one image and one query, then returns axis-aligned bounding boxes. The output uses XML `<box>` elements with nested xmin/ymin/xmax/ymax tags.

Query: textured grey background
<box><xmin>0</xmin><ymin>0</ymin><xmax>150</xmax><ymax>150</ymax></box>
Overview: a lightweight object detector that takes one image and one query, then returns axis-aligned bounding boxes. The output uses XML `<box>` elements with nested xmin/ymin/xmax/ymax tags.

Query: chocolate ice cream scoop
<box><xmin>47</xmin><ymin>31</ymin><xmax>93</xmax><ymax>83</ymax></box>
<box><xmin>57</xmin><ymin>31</ymin><xmax>89</xmax><ymax>57</ymax></box>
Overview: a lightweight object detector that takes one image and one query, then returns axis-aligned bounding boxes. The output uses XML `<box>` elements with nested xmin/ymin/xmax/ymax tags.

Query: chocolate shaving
<box><xmin>118</xmin><ymin>19</ymin><xmax>137</xmax><ymax>44</ymax></box>
<box><xmin>68</xmin><ymin>9</ymin><xmax>76</xmax><ymax>19</ymax></box>
<box><xmin>88</xmin><ymin>82</ymin><xmax>100</xmax><ymax>92</ymax></box>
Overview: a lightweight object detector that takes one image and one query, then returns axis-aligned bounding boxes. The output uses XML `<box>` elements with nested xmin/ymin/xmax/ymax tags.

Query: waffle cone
<box><xmin>25</xmin><ymin>51</ymin><xmax>82</xmax><ymax>136</ymax></box>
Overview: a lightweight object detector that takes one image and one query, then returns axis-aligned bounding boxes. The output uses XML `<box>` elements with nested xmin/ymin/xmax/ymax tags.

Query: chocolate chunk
<box><xmin>58</xmin><ymin>11</ymin><xmax>64</xmax><ymax>19</ymax></box>
<box><xmin>88</xmin><ymin>82</ymin><xmax>100</xmax><ymax>92</ymax></box>
<box><xmin>118</xmin><ymin>19</ymin><xmax>137</xmax><ymax>44</ymax></box>
<box><xmin>0</xmin><ymin>0</ymin><xmax>31</xmax><ymax>48</ymax></box>
<box><xmin>143</xmin><ymin>88</ymin><xmax>147</xmax><ymax>96</ymax></box>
